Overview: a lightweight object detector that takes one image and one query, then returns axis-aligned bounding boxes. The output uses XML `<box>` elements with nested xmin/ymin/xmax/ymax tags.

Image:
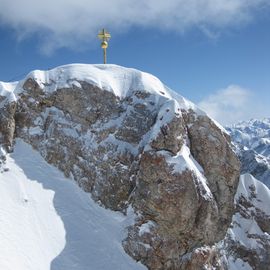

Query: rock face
<box><xmin>0</xmin><ymin>95</ymin><xmax>16</xmax><ymax>152</ymax></box>
<box><xmin>0</xmin><ymin>64</ymin><xmax>241</xmax><ymax>269</ymax></box>
<box><xmin>0</xmin><ymin>82</ymin><xmax>17</xmax><ymax>172</ymax></box>
<box><xmin>124</xmin><ymin>111</ymin><xmax>240</xmax><ymax>269</ymax></box>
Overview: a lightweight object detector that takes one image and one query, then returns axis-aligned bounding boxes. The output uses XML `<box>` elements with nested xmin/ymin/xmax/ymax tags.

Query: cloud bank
<box><xmin>198</xmin><ymin>85</ymin><xmax>270</xmax><ymax>126</ymax></box>
<box><xmin>0</xmin><ymin>0</ymin><xmax>269</xmax><ymax>53</ymax></box>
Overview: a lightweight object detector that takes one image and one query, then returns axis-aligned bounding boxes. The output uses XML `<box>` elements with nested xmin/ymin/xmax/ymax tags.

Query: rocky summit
<box><xmin>0</xmin><ymin>64</ymin><xmax>269</xmax><ymax>270</ymax></box>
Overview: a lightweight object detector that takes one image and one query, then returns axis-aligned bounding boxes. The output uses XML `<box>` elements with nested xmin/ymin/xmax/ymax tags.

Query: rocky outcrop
<box><xmin>15</xmin><ymin>77</ymin><xmax>160</xmax><ymax>211</ymax></box>
<box><xmin>0</xmin><ymin>90</ymin><xmax>16</xmax><ymax>172</ymax></box>
<box><xmin>0</xmin><ymin>64</ymin><xmax>241</xmax><ymax>269</ymax></box>
<box><xmin>123</xmin><ymin>111</ymin><xmax>240</xmax><ymax>269</ymax></box>
<box><xmin>184</xmin><ymin>112</ymin><xmax>240</xmax><ymax>236</ymax></box>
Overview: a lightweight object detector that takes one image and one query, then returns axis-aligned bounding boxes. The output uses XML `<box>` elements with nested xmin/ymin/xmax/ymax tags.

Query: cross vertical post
<box><xmin>104</xmin><ymin>47</ymin><xmax>106</xmax><ymax>64</ymax></box>
<box><xmin>97</xmin><ymin>29</ymin><xmax>111</xmax><ymax>64</ymax></box>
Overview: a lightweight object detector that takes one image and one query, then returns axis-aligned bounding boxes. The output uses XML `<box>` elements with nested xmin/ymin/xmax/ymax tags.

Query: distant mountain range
<box><xmin>227</xmin><ymin>118</ymin><xmax>270</xmax><ymax>188</ymax></box>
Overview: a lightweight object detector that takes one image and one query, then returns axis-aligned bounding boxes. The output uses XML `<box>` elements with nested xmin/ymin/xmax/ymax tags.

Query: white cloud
<box><xmin>198</xmin><ymin>85</ymin><xmax>270</xmax><ymax>126</ymax></box>
<box><xmin>0</xmin><ymin>0</ymin><xmax>269</xmax><ymax>53</ymax></box>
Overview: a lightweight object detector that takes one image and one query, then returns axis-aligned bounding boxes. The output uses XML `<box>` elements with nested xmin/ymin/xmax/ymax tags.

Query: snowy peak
<box><xmin>0</xmin><ymin>64</ymin><xmax>242</xmax><ymax>269</ymax></box>
<box><xmin>1</xmin><ymin>64</ymin><xmax>201</xmax><ymax>113</ymax></box>
<box><xmin>22</xmin><ymin>64</ymin><xmax>164</xmax><ymax>98</ymax></box>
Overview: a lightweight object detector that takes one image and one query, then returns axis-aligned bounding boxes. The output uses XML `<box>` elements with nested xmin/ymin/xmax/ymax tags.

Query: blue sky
<box><xmin>0</xmin><ymin>0</ymin><xmax>269</xmax><ymax>125</ymax></box>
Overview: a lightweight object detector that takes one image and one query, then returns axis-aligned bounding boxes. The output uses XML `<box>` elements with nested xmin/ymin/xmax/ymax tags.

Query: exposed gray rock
<box><xmin>0</xmin><ymin>99</ymin><xmax>16</xmax><ymax>152</ymax></box>
<box><xmin>16</xmin><ymin>80</ymin><xmax>150</xmax><ymax>211</ymax></box>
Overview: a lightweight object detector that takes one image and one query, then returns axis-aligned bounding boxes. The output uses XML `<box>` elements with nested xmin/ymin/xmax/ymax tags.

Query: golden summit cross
<box><xmin>97</xmin><ymin>29</ymin><xmax>111</xmax><ymax>64</ymax></box>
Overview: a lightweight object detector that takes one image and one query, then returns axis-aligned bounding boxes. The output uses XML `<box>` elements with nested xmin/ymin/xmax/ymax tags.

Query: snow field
<box><xmin>0</xmin><ymin>139</ymin><xmax>146</xmax><ymax>270</ymax></box>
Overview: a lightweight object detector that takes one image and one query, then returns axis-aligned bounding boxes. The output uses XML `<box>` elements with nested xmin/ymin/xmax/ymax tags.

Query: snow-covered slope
<box><xmin>223</xmin><ymin>174</ymin><xmax>270</xmax><ymax>270</ymax></box>
<box><xmin>227</xmin><ymin>118</ymin><xmax>270</xmax><ymax>187</ymax></box>
<box><xmin>0</xmin><ymin>139</ymin><xmax>145</xmax><ymax>270</ymax></box>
